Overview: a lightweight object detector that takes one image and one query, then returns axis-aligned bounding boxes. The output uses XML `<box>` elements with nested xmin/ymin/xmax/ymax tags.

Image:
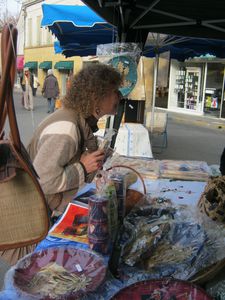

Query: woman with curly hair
<box><xmin>27</xmin><ymin>63</ymin><xmax>122</xmax><ymax>218</ymax></box>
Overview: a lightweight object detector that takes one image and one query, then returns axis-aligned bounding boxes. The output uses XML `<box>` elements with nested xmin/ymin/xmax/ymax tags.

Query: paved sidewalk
<box><xmin>166</xmin><ymin>110</ymin><xmax>225</xmax><ymax>131</ymax></box>
<box><xmin>152</xmin><ymin>108</ymin><xmax>225</xmax><ymax>164</ymax></box>
<box><xmin>13</xmin><ymin>86</ymin><xmax>225</xmax><ymax>130</ymax></box>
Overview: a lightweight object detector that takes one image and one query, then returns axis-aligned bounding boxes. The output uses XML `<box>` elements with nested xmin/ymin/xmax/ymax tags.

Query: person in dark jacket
<box><xmin>220</xmin><ymin>147</ymin><xmax>225</xmax><ymax>175</ymax></box>
<box><xmin>42</xmin><ymin>69</ymin><xmax>59</xmax><ymax>113</ymax></box>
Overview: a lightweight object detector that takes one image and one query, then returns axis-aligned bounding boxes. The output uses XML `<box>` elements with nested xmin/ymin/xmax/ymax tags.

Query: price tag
<box><xmin>75</xmin><ymin>264</ymin><xmax>82</xmax><ymax>272</ymax></box>
<box><xmin>150</xmin><ymin>225</ymin><xmax>159</xmax><ymax>233</ymax></box>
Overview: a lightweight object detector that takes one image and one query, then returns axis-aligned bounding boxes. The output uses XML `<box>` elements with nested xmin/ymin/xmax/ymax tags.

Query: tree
<box><xmin>0</xmin><ymin>13</ymin><xmax>19</xmax><ymax>31</ymax></box>
<box><xmin>0</xmin><ymin>0</ymin><xmax>20</xmax><ymax>31</ymax></box>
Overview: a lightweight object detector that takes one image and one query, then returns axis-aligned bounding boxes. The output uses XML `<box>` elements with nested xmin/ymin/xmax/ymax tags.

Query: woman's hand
<box><xmin>80</xmin><ymin>149</ymin><xmax>105</xmax><ymax>174</ymax></box>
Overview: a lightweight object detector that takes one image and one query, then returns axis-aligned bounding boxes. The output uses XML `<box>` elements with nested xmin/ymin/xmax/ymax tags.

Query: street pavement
<box><xmin>6</xmin><ymin>89</ymin><xmax>225</xmax><ymax>165</ymax></box>
<box><xmin>5</xmin><ymin>89</ymin><xmax>48</xmax><ymax>144</ymax></box>
<box><xmin>153</xmin><ymin>109</ymin><xmax>225</xmax><ymax>165</ymax></box>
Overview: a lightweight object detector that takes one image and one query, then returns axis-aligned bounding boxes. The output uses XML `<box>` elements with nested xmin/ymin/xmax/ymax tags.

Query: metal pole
<box><xmin>202</xmin><ymin>62</ymin><xmax>207</xmax><ymax>114</ymax></box>
<box><xmin>150</xmin><ymin>52</ymin><xmax>159</xmax><ymax>133</ymax></box>
<box><xmin>220</xmin><ymin>66</ymin><xmax>225</xmax><ymax>119</ymax></box>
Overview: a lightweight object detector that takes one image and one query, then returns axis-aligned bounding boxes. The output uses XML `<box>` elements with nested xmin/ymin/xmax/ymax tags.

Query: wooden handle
<box><xmin>0</xmin><ymin>24</ymin><xmax>21</xmax><ymax>151</ymax></box>
<box><xmin>106</xmin><ymin>164</ymin><xmax>147</xmax><ymax>195</ymax></box>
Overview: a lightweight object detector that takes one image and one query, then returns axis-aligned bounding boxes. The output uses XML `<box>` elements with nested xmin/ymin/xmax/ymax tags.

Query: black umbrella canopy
<box><xmin>82</xmin><ymin>0</ymin><xmax>225</xmax><ymax>46</ymax></box>
<box><xmin>144</xmin><ymin>32</ymin><xmax>225</xmax><ymax>59</ymax></box>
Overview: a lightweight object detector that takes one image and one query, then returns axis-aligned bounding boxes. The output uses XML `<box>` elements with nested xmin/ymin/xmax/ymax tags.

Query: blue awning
<box><xmin>54</xmin><ymin>41</ymin><xmax>97</xmax><ymax>57</ymax></box>
<box><xmin>41</xmin><ymin>4</ymin><xmax>116</xmax><ymax>48</ymax></box>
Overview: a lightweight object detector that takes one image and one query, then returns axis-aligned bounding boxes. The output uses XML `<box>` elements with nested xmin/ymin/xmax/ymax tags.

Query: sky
<box><xmin>2</xmin><ymin>0</ymin><xmax>22</xmax><ymax>16</ymax></box>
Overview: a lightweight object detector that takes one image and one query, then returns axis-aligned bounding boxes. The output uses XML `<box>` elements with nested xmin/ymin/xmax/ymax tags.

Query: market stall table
<box><xmin>114</xmin><ymin>123</ymin><xmax>153</xmax><ymax>158</ymax></box>
<box><xmin>95</xmin><ymin>123</ymin><xmax>153</xmax><ymax>158</ymax></box>
<box><xmin>1</xmin><ymin>159</ymin><xmax>224</xmax><ymax>300</ymax></box>
<box><xmin>34</xmin><ymin>178</ymin><xmax>207</xmax><ymax>254</ymax></box>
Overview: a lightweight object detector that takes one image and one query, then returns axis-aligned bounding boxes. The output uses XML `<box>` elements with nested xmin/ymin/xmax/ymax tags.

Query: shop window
<box><xmin>155</xmin><ymin>87</ymin><xmax>169</xmax><ymax>108</ymax></box>
<box><xmin>83</xmin><ymin>61</ymin><xmax>99</xmax><ymax>68</ymax></box>
<box><xmin>174</xmin><ymin>67</ymin><xmax>201</xmax><ymax>112</ymax></box>
<box><xmin>204</xmin><ymin>64</ymin><xmax>224</xmax><ymax>117</ymax></box>
<box><xmin>185</xmin><ymin>70</ymin><xmax>201</xmax><ymax>110</ymax></box>
<box><xmin>156</xmin><ymin>53</ymin><xmax>170</xmax><ymax>108</ymax></box>
<box><xmin>175</xmin><ymin>68</ymin><xmax>185</xmax><ymax>108</ymax></box>
<box><xmin>27</xmin><ymin>18</ymin><xmax>32</xmax><ymax>47</ymax></box>
<box><xmin>46</xmin><ymin>29</ymin><xmax>52</xmax><ymax>45</ymax></box>
<box><xmin>221</xmin><ymin>101</ymin><xmax>225</xmax><ymax>119</ymax></box>
<box><xmin>36</xmin><ymin>16</ymin><xmax>42</xmax><ymax>46</ymax></box>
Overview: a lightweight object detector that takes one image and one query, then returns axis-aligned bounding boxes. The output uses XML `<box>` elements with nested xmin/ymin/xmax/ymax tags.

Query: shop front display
<box><xmin>205</xmin><ymin>88</ymin><xmax>218</xmax><ymax>110</ymax></box>
<box><xmin>184</xmin><ymin>68</ymin><xmax>201</xmax><ymax>111</ymax></box>
<box><xmin>174</xmin><ymin>68</ymin><xmax>185</xmax><ymax>108</ymax></box>
<box><xmin>203</xmin><ymin>63</ymin><xmax>224</xmax><ymax>118</ymax></box>
<box><xmin>221</xmin><ymin>99</ymin><xmax>225</xmax><ymax>118</ymax></box>
<box><xmin>168</xmin><ymin>59</ymin><xmax>225</xmax><ymax>118</ymax></box>
<box><xmin>172</xmin><ymin>66</ymin><xmax>202</xmax><ymax>113</ymax></box>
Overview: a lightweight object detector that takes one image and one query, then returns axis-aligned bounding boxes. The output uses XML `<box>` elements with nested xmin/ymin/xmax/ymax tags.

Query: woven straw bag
<box><xmin>0</xmin><ymin>25</ymin><xmax>49</xmax><ymax>253</ymax></box>
<box><xmin>198</xmin><ymin>176</ymin><xmax>225</xmax><ymax>223</ymax></box>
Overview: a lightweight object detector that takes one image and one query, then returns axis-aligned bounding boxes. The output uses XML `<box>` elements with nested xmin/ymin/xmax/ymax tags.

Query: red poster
<box><xmin>49</xmin><ymin>203</ymin><xmax>89</xmax><ymax>244</ymax></box>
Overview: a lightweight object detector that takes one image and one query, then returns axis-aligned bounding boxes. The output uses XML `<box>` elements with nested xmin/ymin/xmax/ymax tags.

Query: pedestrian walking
<box><xmin>32</xmin><ymin>73</ymin><xmax>40</xmax><ymax>96</ymax></box>
<box><xmin>42</xmin><ymin>69</ymin><xmax>59</xmax><ymax>113</ymax></box>
<box><xmin>20</xmin><ymin>67</ymin><xmax>34</xmax><ymax>110</ymax></box>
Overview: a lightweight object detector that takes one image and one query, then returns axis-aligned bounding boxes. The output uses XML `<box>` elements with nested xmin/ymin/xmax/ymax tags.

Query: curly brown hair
<box><xmin>62</xmin><ymin>63</ymin><xmax>122</xmax><ymax>118</ymax></box>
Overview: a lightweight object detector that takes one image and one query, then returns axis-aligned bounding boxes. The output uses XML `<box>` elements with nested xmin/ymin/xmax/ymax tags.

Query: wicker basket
<box><xmin>198</xmin><ymin>176</ymin><xmax>225</xmax><ymax>223</ymax></box>
<box><xmin>194</xmin><ymin>176</ymin><xmax>225</xmax><ymax>284</ymax></box>
<box><xmin>190</xmin><ymin>258</ymin><xmax>225</xmax><ymax>285</ymax></box>
<box><xmin>110</xmin><ymin>278</ymin><xmax>213</xmax><ymax>299</ymax></box>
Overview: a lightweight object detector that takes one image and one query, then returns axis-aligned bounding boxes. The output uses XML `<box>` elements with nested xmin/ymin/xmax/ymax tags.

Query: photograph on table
<box><xmin>49</xmin><ymin>203</ymin><xmax>88</xmax><ymax>244</ymax></box>
<box><xmin>159</xmin><ymin>160</ymin><xmax>210</xmax><ymax>181</ymax></box>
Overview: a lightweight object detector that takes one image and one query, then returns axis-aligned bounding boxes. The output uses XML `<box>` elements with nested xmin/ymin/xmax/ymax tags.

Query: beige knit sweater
<box><xmin>27</xmin><ymin>108</ymin><xmax>98</xmax><ymax>213</ymax></box>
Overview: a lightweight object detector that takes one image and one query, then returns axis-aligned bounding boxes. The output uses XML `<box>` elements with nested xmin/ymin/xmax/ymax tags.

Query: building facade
<box><xmin>18</xmin><ymin>1</ymin><xmax>225</xmax><ymax>121</ymax></box>
<box><xmin>156</xmin><ymin>57</ymin><xmax>225</xmax><ymax>119</ymax></box>
<box><xmin>16</xmin><ymin>0</ymin><xmax>156</xmax><ymax>122</ymax></box>
<box><xmin>17</xmin><ymin>0</ymin><xmax>84</xmax><ymax>96</ymax></box>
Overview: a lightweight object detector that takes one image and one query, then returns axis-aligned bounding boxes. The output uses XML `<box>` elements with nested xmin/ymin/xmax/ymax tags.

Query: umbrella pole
<box><xmin>202</xmin><ymin>62</ymin><xmax>207</xmax><ymax>114</ymax></box>
<box><xmin>220</xmin><ymin>66</ymin><xmax>225</xmax><ymax>119</ymax></box>
<box><xmin>150</xmin><ymin>52</ymin><xmax>159</xmax><ymax>133</ymax></box>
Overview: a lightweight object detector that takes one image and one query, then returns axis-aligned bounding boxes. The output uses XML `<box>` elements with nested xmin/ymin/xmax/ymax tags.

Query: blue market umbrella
<box><xmin>41</xmin><ymin>4</ymin><xmax>117</xmax><ymax>50</ymax></box>
<box><xmin>54</xmin><ymin>41</ymin><xmax>98</xmax><ymax>57</ymax></box>
<box><xmin>143</xmin><ymin>34</ymin><xmax>225</xmax><ymax>60</ymax></box>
